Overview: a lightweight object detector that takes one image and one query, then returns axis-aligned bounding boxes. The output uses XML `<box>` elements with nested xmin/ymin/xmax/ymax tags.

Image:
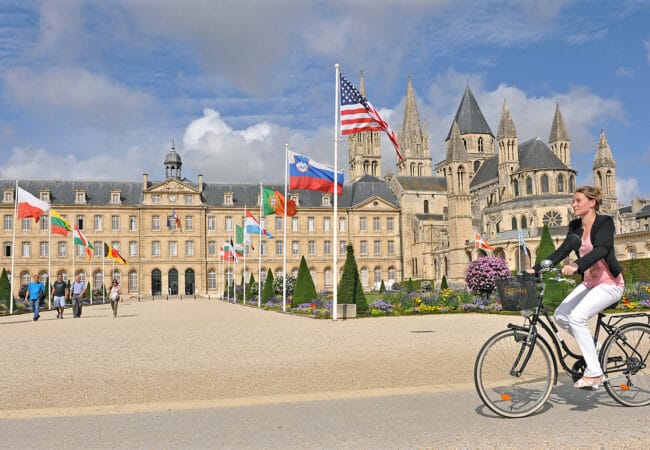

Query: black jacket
<box><xmin>534</xmin><ymin>214</ymin><xmax>622</xmax><ymax>278</ymax></box>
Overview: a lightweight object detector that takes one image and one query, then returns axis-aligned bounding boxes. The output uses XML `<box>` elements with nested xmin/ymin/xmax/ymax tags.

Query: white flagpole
<box><xmin>10</xmin><ymin>180</ymin><xmax>18</xmax><ymax>314</ymax></box>
<box><xmin>89</xmin><ymin>252</ymin><xmax>93</xmax><ymax>305</ymax></box>
<box><xmin>243</xmin><ymin>207</ymin><xmax>247</xmax><ymax>305</ymax></box>
<box><xmin>102</xmin><ymin>247</ymin><xmax>105</xmax><ymax>303</ymax></box>
<box><xmin>282</xmin><ymin>144</ymin><xmax>288</xmax><ymax>312</ymax></box>
<box><xmin>333</xmin><ymin>64</ymin><xmax>340</xmax><ymax>320</ymax></box>
<box><xmin>232</xmin><ymin>233</ymin><xmax>236</xmax><ymax>302</ymax></box>
<box><xmin>48</xmin><ymin>212</ymin><xmax>52</xmax><ymax>310</ymax></box>
<box><xmin>258</xmin><ymin>182</ymin><xmax>263</xmax><ymax>308</ymax></box>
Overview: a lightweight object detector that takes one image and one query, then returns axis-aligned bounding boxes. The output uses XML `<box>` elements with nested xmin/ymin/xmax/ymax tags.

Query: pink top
<box><xmin>580</xmin><ymin>235</ymin><xmax>624</xmax><ymax>288</ymax></box>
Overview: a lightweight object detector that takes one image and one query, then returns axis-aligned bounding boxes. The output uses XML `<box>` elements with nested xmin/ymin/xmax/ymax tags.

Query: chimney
<box><xmin>143</xmin><ymin>173</ymin><xmax>148</xmax><ymax>191</ymax></box>
<box><xmin>198</xmin><ymin>174</ymin><xmax>203</xmax><ymax>193</ymax></box>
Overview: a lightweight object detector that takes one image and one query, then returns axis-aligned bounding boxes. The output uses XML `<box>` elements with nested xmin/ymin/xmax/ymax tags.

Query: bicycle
<box><xmin>474</xmin><ymin>259</ymin><xmax>650</xmax><ymax>418</ymax></box>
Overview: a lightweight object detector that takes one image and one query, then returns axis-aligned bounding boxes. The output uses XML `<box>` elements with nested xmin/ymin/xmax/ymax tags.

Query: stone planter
<box><xmin>336</xmin><ymin>303</ymin><xmax>356</xmax><ymax>319</ymax></box>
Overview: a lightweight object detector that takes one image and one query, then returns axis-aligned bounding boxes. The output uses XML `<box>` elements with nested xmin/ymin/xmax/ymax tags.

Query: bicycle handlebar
<box><xmin>537</xmin><ymin>260</ymin><xmax>576</xmax><ymax>285</ymax></box>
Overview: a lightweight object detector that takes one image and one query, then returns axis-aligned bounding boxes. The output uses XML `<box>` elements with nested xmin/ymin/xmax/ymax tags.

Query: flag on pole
<box><xmin>104</xmin><ymin>242</ymin><xmax>127</xmax><ymax>265</ymax></box>
<box><xmin>236</xmin><ymin>224</ymin><xmax>254</xmax><ymax>251</ymax></box>
<box><xmin>518</xmin><ymin>228</ymin><xmax>528</xmax><ymax>254</ymax></box>
<box><xmin>262</xmin><ymin>186</ymin><xmax>297</xmax><ymax>217</ymax></box>
<box><xmin>288</xmin><ymin>150</ymin><xmax>343</xmax><ymax>194</ymax></box>
<box><xmin>475</xmin><ymin>233</ymin><xmax>494</xmax><ymax>251</ymax></box>
<box><xmin>16</xmin><ymin>186</ymin><xmax>50</xmax><ymax>222</ymax></box>
<box><xmin>245</xmin><ymin>210</ymin><xmax>272</xmax><ymax>238</ymax></box>
<box><xmin>339</xmin><ymin>73</ymin><xmax>403</xmax><ymax>161</ymax></box>
<box><xmin>50</xmin><ymin>208</ymin><xmax>72</xmax><ymax>236</ymax></box>
<box><xmin>73</xmin><ymin>225</ymin><xmax>94</xmax><ymax>258</ymax></box>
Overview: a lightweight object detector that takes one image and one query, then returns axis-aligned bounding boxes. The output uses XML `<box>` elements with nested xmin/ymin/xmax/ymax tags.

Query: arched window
<box><xmin>324</xmin><ymin>268</ymin><xmax>332</xmax><ymax>288</ymax></box>
<box><xmin>387</xmin><ymin>267</ymin><xmax>395</xmax><ymax>281</ymax></box>
<box><xmin>521</xmin><ymin>215</ymin><xmax>527</xmax><ymax>229</ymax></box>
<box><xmin>513</xmin><ymin>180</ymin><xmax>519</xmax><ymax>197</ymax></box>
<box><xmin>569</xmin><ymin>175</ymin><xmax>575</xmax><ymax>192</ymax></box>
<box><xmin>423</xmin><ymin>200</ymin><xmax>429</xmax><ymax>214</ymax></box>
<box><xmin>418</xmin><ymin>163</ymin><xmax>423</xmax><ymax>176</ymax></box>
<box><xmin>360</xmin><ymin>268</ymin><xmax>368</xmax><ymax>287</ymax></box>
<box><xmin>526</xmin><ymin>177</ymin><xmax>533</xmax><ymax>195</ymax></box>
<box><xmin>557</xmin><ymin>174</ymin><xmax>565</xmax><ymax>192</ymax></box>
<box><xmin>474</xmin><ymin>160</ymin><xmax>480</xmax><ymax>172</ymax></box>
<box><xmin>129</xmin><ymin>271</ymin><xmax>138</xmax><ymax>292</ymax></box>
<box><xmin>462</xmin><ymin>138</ymin><xmax>467</xmax><ymax>149</ymax></box>
<box><xmin>208</xmin><ymin>270</ymin><xmax>216</xmax><ymax>289</ymax></box>
<box><xmin>478</xmin><ymin>137</ymin><xmax>484</xmax><ymax>152</ymax></box>
<box><xmin>457</xmin><ymin>166</ymin><xmax>466</xmax><ymax>192</ymax></box>
<box><xmin>410</xmin><ymin>163</ymin><xmax>415</xmax><ymax>176</ymax></box>
<box><xmin>541</xmin><ymin>174</ymin><xmax>549</xmax><ymax>193</ymax></box>
<box><xmin>372</xmin><ymin>161</ymin><xmax>378</xmax><ymax>177</ymax></box>
<box><xmin>363</xmin><ymin>160</ymin><xmax>370</xmax><ymax>175</ymax></box>
<box><xmin>511</xmin><ymin>217</ymin><xmax>518</xmax><ymax>230</ymax></box>
<box><xmin>374</xmin><ymin>268</ymin><xmax>381</xmax><ymax>285</ymax></box>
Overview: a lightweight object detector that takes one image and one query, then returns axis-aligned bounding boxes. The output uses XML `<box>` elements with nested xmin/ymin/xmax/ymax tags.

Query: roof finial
<box><xmin>171</xmin><ymin>139</ymin><xmax>176</xmax><ymax>151</ymax></box>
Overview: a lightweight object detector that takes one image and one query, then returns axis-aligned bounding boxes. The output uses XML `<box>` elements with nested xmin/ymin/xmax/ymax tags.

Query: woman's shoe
<box><xmin>574</xmin><ymin>375</ymin><xmax>604</xmax><ymax>389</ymax></box>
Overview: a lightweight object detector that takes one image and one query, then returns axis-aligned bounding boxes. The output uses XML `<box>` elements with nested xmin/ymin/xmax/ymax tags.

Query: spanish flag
<box><xmin>104</xmin><ymin>242</ymin><xmax>127</xmax><ymax>265</ymax></box>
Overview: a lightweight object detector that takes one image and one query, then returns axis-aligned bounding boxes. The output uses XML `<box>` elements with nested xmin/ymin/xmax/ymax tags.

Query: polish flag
<box><xmin>17</xmin><ymin>186</ymin><xmax>50</xmax><ymax>223</ymax></box>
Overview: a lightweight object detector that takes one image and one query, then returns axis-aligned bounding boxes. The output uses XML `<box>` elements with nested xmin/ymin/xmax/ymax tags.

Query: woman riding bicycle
<box><xmin>528</xmin><ymin>185</ymin><xmax>624</xmax><ymax>390</ymax></box>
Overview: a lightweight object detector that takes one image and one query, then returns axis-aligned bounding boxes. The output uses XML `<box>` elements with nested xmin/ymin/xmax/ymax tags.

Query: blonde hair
<box><xmin>575</xmin><ymin>185</ymin><xmax>602</xmax><ymax>211</ymax></box>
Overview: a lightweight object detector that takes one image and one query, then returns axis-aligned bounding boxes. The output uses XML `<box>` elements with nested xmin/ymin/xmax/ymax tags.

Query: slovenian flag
<box><xmin>16</xmin><ymin>186</ymin><xmax>50</xmax><ymax>223</ymax></box>
<box><xmin>288</xmin><ymin>150</ymin><xmax>343</xmax><ymax>195</ymax></box>
<box><xmin>245</xmin><ymin>210</ymin><xmax>272</xmax><ymax>238</ymax></box>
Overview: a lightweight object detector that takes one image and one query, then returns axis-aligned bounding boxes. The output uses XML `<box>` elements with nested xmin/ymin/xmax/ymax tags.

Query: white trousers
<box><xmin>554</xmin><ymin>283</ymin><xmax>623</xmax><ymax>377</ymax></box>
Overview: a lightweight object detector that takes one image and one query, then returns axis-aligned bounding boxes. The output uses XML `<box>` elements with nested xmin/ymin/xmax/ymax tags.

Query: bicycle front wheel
<box><xmin>474</xmin><ymin>328</ymin><xmax>556</xmax><ymax>418</ymax></box>
<box><xmin>601</xmin><ymin>323</ymin><xmax>650</xmax><ymax>407</ymax></box>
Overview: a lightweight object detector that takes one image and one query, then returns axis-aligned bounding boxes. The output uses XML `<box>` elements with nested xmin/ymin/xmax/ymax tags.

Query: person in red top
<box><xmin>530</xmin><ymin>186</ymin><xmax>624</xmax><ymax>390</ymax></box>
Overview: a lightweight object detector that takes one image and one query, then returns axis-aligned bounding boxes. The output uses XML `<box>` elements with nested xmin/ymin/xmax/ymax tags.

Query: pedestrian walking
<box><xmin>26</xmin><ymin>274</ymin><xmax>45</xmax><ymax>321</ymax></box>
<box><xmin>51</xmin><ymin>274</ymin><xmax>68</xmax><ymax>319</ymax></box>
<box><xmin>70</xmin><ymin>274</ymin><xmax>86</xmax><ymax>318</ymax></box>
<box><xmin>109</xmin><ymin>279</ymin><xmax>121</xmax><ymax>318</ymax></box>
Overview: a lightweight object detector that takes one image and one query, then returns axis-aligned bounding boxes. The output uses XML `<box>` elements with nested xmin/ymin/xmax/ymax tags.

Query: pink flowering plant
<box><xmin>465</xmin><ymin>256</ymin><xmax>512</xmax><ymax>300</ymax></box>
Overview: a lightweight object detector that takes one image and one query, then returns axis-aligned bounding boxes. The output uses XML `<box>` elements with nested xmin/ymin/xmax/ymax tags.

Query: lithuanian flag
<box><xmin>50</xmin><ymin>209</ymin><xmax>72</xmax><ymax>236</ymax></box>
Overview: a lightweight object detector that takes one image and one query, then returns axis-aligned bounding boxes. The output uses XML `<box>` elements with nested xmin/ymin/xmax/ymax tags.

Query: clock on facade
<box><xmin>169</xmin><ymin>195</ymin><xmax>176</xmax><ymax>202</ymax></box>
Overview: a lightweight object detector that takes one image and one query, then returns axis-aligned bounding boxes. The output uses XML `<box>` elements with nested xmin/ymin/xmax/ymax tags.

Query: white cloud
<box><xmin>616</xmin><ymin>177</ymin><xmax>640</xmax><ymax>206</ymax></box>
<box><xmin>2</xmin><ymin>66</ymin><xmax>157</xmax><ymax>128</ymax></box>
<box><xmin>615</xmin><ymin>67</ymin><xmax>635</xmax><ymax>79</ymax></box>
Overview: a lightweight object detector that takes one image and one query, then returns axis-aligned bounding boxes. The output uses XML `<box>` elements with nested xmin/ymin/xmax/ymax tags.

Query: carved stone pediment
<box><xmin>148</xmin><ymin>179</ymin><xmax>198</xmax><ymax>194</ymax></box>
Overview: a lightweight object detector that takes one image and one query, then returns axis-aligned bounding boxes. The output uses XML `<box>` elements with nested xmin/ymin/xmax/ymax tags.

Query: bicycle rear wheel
<box><xmin>474</xmin><ymin>328</ymin><xmax>556</xmax><ymax>418</ymax></box>
<box><xmin>601</xmin><ymin>323</ymin><xmax>650</xmax><ymax>407</ymax></box>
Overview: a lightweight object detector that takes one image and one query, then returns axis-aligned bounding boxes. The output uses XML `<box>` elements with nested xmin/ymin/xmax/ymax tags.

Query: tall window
<box><xmin>208</xmin><ymin>270</ymin><xmax>217</xmax><ymax>289</ymax></box>
<box><xmin>478</xmin><ymin>137</ymin><xmax>484</xmax><ymax>152</ymax></box>
<box><xmin>169</xmin><ymin>241</ymin><xmax>177</xmax><ymax>257</ymax></box>
<box><xmin>513</xmin><ymin>180</ymin><xmax>519</xmax><ymax>197</ymax></box>
<box><xmin>526</xmin><ymin>177</ymin><xmax>533</xmax><ymax>195</ymax></box>
<box><xmin>275</xmin><ymin>240</ymin><xmax>283</xmax><ymax>256</ymax></box>
<box><xmin>4</xmin><ymin>242</ymin><xmax>11</xmax><ymax>257</ymax></box>
<box><xmin>373</xmin><ymin>240</ymin><xmax>381</xmax><ymax>255</ymax></box>
<box><xmin>323</xmin><ymin>217</ymin><xmax>330</xmax><ymax>232</ymax></box>
<box><xmin>129</xmin><ymin>241</ymin><xmax>137</xmax><ymax>257</ymax></box>
<box><xmin>360</xmin><ymin>240</ymin><xmax>368</xmax><ymax>255</ymax></box>
<box><xmin>308</xmin><ymin>217</ymin><xmax>315</xmax><ymax>232</ymax></box>
<box><xmin>292</xmin><ymin>217</ymin><xmax>299</xmax><ymax>232</ymax></box>
<box><xmin>340</xmin><ymin>241</ymin><xmax>347</xmax><ymax>255</ymax></box>
<box><xmin>360</xmin><ymin>217</ymin><xmax>367</xmax><ymax>232</ymax></box>
<box><xmin>129</xmin><ymin>216</ymin><xmax>137</xmax><ymax>231</ymax></box>
<box><xmin>207</xmin><ymin>216</ymin><xmax>216</xmax><ymax>231</ymax></box>
<box><xmin>40</xmin><ymin>215</ymin><xmax>49</xmax><ymax>231</ymax></box>
<box><xmin>360</xmin><ymin>268</ymin><xmax>368</xmax><ymax>287</ymax></box>
<box><xmin>40</xmin><ymin>241</ymin><xmax>48</xmax><ymax>257</ymax></box>
<box><xmin>292</xmin><ymin>240</ymin><xmax>299</xmax><ymax>256</ymax></box>
<box><xmin>225</xmin><ymin>216</ymin><xmax>233</xmax><ymax>232</ymax></box>
<box><xmin>541</xmin><ymin>174</ymin><xmax>549</xmax><ymax>193</ymax></box>
<box><xmin>58</xmin><ymin>242</ymin><xmax>66</xmax><ymax>257</ymax></box>
<box><xmin>76</xmin><ymin>215</ymin><xmax>84</xmax><ymax>230</ymax></box>
<box><xmin>22</xmin><ymin>218</ymin><xmax>31</xmax><ymax>231</ymax></box>
<box><xmin>151</xmin><ymin>194</ymin><xmax>161</xmax><ymax>204</ymax></box>
<box><xmin>308</xmin><ymin>240</ymin><xmax>316</xmax><ymax>256</ymax></box>
<box><xmin>557</xmin><ymin>174</ymin><xmax>565</xmax><ymax>192</ymax></box>
<box><xmin>185</xmin><ymin>216</ymin><xmax>193</xmax><ymax>231</ymax></box>
<box><xmin>424</xmin><ymin>200</ymin><xmax>429</xmax><ymax>214</ymax></box>
<box><xmin>94</xmin><ymin>215</ymin><xmax>103</xmax><ymax>231</ymax></box>
<box><xmin>208</xmin><ymin>241</ymin><xmax>216</xmax><ymax>257</ymax></box>
<box><xmin>129</xmin><ymin>271</ymin><xmax>138</xmax><ymax>292</ymax></box>
<box><xmin>152</xmin><ymin>215</ymin><xmax>160</xmax><ymax>231</ymax></box>
<box><xmin>185</xmin><ymin>240</ymin><xmax>194</xmax><ymax>256</ymax></box>
<box><xmin>260</xmin><ymin>240</ymin><xmax>267</xmax><ymax>256</ymax></box>
<box><xmin>324</xmin><ymin>268</ymin><xmax>333</xmax><ymax>288</ymax></box>
<box><xmin>339</xmin><ymin>217</ymin><xmax>346</xmax><ymax>231</ymax></box>
<box><xmin>324</xmin><ymin>240</ymin><xmax>331</xmax><ymax>255</ymax></box>
<box><xmin>373</xmin><ymin>217</ymin><xmax>380</xmax><ymax>232</ymax></box>
<box><xmin>152</xmin><ymin>241</ymin><xmax>161</xmax><ymax>257</ymax></box>
<box><xmin>275</xmin><ymin>217</ymin><xmax>282</xmax><ymax>231</ymax></box>
<box><xmin>374</xmin><ymin>268</ymin><xmax>381</xmax><ymax>285</ymax></box>
<box><xmin>111</xmin><ymin>215</ymin><xmax>120</xmax><ymax>231</ymax></box>
<box><xmin>3</xmin><ymin>215</ymin><xmax>12</xmax><ymax>231</ymax></box>
<box><xmin>387</xmin><ymin>240</ymin><xmax>395</xmax><ymax>255</ymax></box>
<box><xmin>22</xmin><ymin>242</ymin><xmax>30</xmax><ymax>257</ymax></box>
<box><xmin>511</xmin><ymin>217</ymin><xmax>517</xmax><ymax>230</ymax></box>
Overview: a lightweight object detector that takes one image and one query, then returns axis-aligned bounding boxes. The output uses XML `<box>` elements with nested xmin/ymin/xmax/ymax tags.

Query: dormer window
<box><xmin>321</xmin><ymin>194</ymin><xmax>331</xmax><ymax>207</ymax></box>
<box><xmin>185</xmin><ymin>194</ymin><xmax>193</xmax><ymax>204</ymax></box>
<box><xmin>111</xmin><ymin>190</ymin><xmax>121</xmax><ymax>204</ymax></box>
<box><xmin>224</xmin><ymin>193</ymin><xmax>233</xmax><ymax>206</ymax></box>
<box><xmin>40</xmin><ymin>191</ymin><xmax>50</xmax><ymax>202</ymax></box>
<box><xmin>75</xmin><ymin>190</ymin><xmax>86</xmax><ymax>204</ymax></box>
<box><xmin>4</xmin><ymin>190</ymin><xmax>13</xmax><ymax>203</ymax></box>
<box><xmin>152</xmin><ymin>194</ymin><xmax>161</xmax><ymax>204</ymax></box>
<box><xmin>290</xmin><ymin>194</ymin><xmax>299</xmax><ymax>205</ymax></box>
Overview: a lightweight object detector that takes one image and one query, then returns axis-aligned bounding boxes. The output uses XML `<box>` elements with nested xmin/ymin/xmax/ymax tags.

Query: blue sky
<box><xmin>1</xmin><ymin>0</ymin><xmax>648</xmax><ymax>205</ymax></box>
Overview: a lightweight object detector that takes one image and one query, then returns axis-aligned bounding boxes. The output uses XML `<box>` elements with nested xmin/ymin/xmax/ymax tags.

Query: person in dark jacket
<box><xmin>529</xmin><ymin>186</ymin><xmax>623</xmax><ymax>390</ymax></box>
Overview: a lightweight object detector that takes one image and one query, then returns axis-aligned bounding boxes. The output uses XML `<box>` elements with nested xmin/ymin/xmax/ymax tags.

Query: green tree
<box><xmin>535</xmin><ymin>224</ymin><xmax>556</xmax><ymax>266</ymax></box>
<box><xmin>236</xmin><ymin>274</ymin><xmax>245</xmax><ymax>300</ymax></box>
<box><xmin>262</xmin><ymin>268</ymin><xmax>275</xmax><ymax>302</ymax></box>
<box><xmin>246</xmin><ymin>273</ymin><xmax>256</xmax><ymax>301</ymax></box>
<box><xmin>292</xmin><ymin>256</ymin><xmax>318</xmax><ymax>307</ymax></box>
<box><xmin>0</xmin><ymin>268</ymin><xmax>10</xmax><ymax>308</ymax></box>
<box><xmin>440</xmin><ymin>275</ymin><xmax>449</xmax><ymax>290</ymax></box>
<box><xmin>379</xmin><ymin>279</ymin><xmax>386</xmax><ymax>293</ymax></box>
<box><xmin>338</xmin><ymin>244</ymin><xmax>368</xmax><ymax>314</ymax></box>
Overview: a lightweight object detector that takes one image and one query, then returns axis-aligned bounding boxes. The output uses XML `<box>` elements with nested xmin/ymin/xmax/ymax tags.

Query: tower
<box><xmin>445</xmin><ymin>121</ymin><xmax>472</xmax><ymax>285</ymax></box>
<box><xmin>396</xmin><ymin>76</ymin><xmax>432</xmax><ymax>177</ymax></box>
<box><xmin>549</xmin><ymin>103</ymin><xmax>571</xmax><ymax>167</ymax></box>
<box><xmin>593</xmin><ymin>129</ymin><xmax>617</xmax><ymax>214</ymax></box>
<box><xmin>164</xmin><ymin>140</ymin><xmax>182</xmax><ymax>179</ymax></box>
<box><xmin>348</xmin><ymin>71</ymin><xmax>382</xmax><ymax>182</ymax></box>
<box><xmin>496</xmin><ymin>100</ymin><xmax>518</xmax><ymax>201</ymax></box>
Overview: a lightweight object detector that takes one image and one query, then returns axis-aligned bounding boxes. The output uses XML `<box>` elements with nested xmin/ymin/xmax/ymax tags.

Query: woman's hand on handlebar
<box><xmin>561</xmin><ymin>264</ymin><xmax>578</xmax><ymax>276</ymax></box>
<box><xmin>525</xmin><ymin>268</ymin><xmax>535</xmax><ymax>275</ymax></box>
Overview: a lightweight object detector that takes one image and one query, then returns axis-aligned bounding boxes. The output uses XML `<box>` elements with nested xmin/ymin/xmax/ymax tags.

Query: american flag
<box><xmin>339</xmin><ymin>73</ymin><xmax>403</xmax><ymax>161</ymax></box>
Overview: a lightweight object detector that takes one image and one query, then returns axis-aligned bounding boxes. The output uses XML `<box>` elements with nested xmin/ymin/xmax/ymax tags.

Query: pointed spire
<box><xmin>593</xmin><ymin>128</ymin><xmax>615</xmax><ymax>169</ymax></box>
<box><xmin>447</xmin><ymin>85</ymin><xmax>493</xmax><ymax>139</ymax></box>
<box><xmin>359</xmin><ymin>70</ymin><xmax>366</xmax><ymax>97</ymax></box>
<box><xmin>401</xmin><ymin>75</ymin><xmax>423</xmax><ymax>143</ymax></box>
<box><xmin>549</xmin><ymin>102</ymin><xmax>569</xmax><ymax>142</ymax></box>
<box><xmin>497</xmin><ymin>100</ymin><xmax>517</xmax><ymax>139</ymax></box>
<box><xmin>447</xmin><ymin>121</ymin><xmax>468</xmax><ymax>163</ymax></box>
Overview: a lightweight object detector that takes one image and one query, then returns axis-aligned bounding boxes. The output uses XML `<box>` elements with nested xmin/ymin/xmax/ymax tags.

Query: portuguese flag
<box><xmin>50</xmin><ymin>209</ymin><xmax>72</xmax><ymax>236</ymax></box>
<box><xmin>261</xmin><ymin>186</ymin><xmax>297</xmax><ymax>217</ymax></box>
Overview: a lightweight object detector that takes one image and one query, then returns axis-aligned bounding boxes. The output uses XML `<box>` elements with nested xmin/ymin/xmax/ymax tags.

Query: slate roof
<box><xmin>636</xmin><ymin>204</ymin><xmax>650</xmax><ymax>219</ymax></box>
<box><xmin>446</xmin><ymin>86</ymin><xmax>493</xmax><ymax>140</ymax></box>
<box><xmin>395</xmin><ymin>176</ymin><xmax>446</xmax><ymax>192</ymax></box>
<box><xmin>1</xmin><ymin>176</ymin><xmax>400</xmax><ymax>210</ymax></box>
<box><xmin>469</xmin><ymin>137</ymin><xmax>572</xmax><ymax>189</ymax></box>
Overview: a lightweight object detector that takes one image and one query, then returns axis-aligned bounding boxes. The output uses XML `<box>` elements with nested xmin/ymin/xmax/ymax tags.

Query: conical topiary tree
<box><xmin>236</xmin><ymin>274</ymin><xmax>245</xmax><ymax>301</ymax></box>
<box><xmin>535</xmin><ymin>224</ymin><xmax>557</xmax><ymax>266</ymax></box>
<box><xmin>292</xmin><ymin>256</ymin><xmax>317</xmax><ymax>307</ymax></box>
<box><xmin>246</xmin><ymin>273</ymin><xmax>255</xmax><ymax>301</ymax></box>
<box><xmin>0</xmin><ymin>268</ymin><xmax>10</xmax><ymax>308</ymax></box>
<box><xmin>262</xmin><ymin>268</ymin><xmax>275</xmax><ymax>302</ymax></box>
<box><xmin>379</xmin><ymin>279</ymin><xmax>386</xmax><ymax>293</ymax></box>
<box><xmin>338</xmin><ymin>244</ymin><xmax>368</xmax><ymax>314</ymax></box>
<box><xmin>440</xmin><ymin>275</ymin><xmax>449</xmax><ymax>290</ymax></box>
